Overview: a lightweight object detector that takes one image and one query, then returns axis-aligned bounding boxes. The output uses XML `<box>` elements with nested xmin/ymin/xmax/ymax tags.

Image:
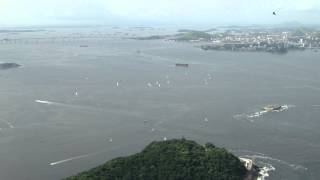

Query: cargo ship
<box><xmin>175</xmin><ymin>63</ymin><xmax>189</xmax><ymax>67</ymax></box>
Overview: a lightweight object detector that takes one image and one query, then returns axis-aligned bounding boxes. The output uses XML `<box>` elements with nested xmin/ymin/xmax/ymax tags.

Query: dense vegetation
<box><xmin>175</xmin><ymin>31</ymin><xmax>212</xmax><ymax>41</ymax></box>
<box><xmin>65</xmin><ymin>139</ymin><xmax>247</xmax><ymax>180</ymax></box>
<box><xmin>134</xmin><ymin>35</ymin><xmax>169</xmax><ymax>40</ymax></box>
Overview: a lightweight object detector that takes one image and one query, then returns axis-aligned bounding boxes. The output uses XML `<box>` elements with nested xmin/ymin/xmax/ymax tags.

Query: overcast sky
<box><xmin>0</xmin><ymin>0</ymin><xmax>319</xmax><ymax>26</ymax></box>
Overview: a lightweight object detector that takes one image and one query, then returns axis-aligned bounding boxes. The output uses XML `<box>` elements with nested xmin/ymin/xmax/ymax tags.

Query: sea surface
<box><xmin>0</xmin><ymin>26</ymin><xmax>319</xmax><ymax>180</ymax></box>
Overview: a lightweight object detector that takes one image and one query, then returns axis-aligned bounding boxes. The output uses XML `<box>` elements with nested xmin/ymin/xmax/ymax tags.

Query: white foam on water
<box><xmin>147</xmin><ymin>83</ymin><xmax>153</xmax><ymax>87</ymax></box>
<box><xmin>234</xmin><ymin>104</ymin><xmax>294</xmax><ymax>122</ymax></box>
<box><xmin>257</xmin><ymin>164</ymin><xmax>276</xmax><ymax>180</ymax></box>
<box><xmin>244</xmin><ymin>155</ymin><xmax>308</xmax><ymax>171</ymax></box>
<box><xmin>35</xmin><ymin>100</ymin><xmax>54</xmax><ymax>105</ymax></box>
<box><xmin>0</xmin><ymin>119</ymin><xmax>15</xmax><ymax>129</ymax></box>
<box><xmin>233</xmin><ymin>149</ymin><xmax>307</xmax><ymax>179</ymax></box>
<box><xmin>35</xmin><ymin>99</ymin><xmax>91</xmax><ymax>110</ymax></box>
<box><xmin>49</xmin><ymin>153</ymin><xmax>94</xmax><ymax>166</ymax></box>
<box><xmin>247</xmin><ymin>110</ymin><xmax>268</xmax><ymax>118</ymax></box>
<box><xmin>49</xmin><ymin>143</ymin><xmax>138</xmax><ymax>167</ymax></box>
<box><xmin>236</xmin><ymin>151</ymin><xmax>276</xmax><ymax>180</ymax></box>
<box><xmin>5</xmin><ymin>121</ymin><xmax>14</xmax><ymax>128</ymax></box>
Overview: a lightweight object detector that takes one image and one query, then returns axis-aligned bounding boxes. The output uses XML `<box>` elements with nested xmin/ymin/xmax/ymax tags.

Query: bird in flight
<box><xmin>273</xmin><ymin>12</ymin><xmax>276</xmax><ymax>15</ymax></box>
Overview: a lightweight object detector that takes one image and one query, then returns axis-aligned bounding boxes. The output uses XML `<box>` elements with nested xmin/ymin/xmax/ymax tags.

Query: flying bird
<box><xmin>273</xmin><ymin>12</ymin><xmax>276</xmax><ymax>15</ymax></box>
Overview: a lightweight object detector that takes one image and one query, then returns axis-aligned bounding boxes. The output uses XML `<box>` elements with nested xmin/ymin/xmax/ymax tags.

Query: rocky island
<box><xmin>65</xmin><ymin>139</ymin><xmax>259</xmax><ymax>180</ymax></box>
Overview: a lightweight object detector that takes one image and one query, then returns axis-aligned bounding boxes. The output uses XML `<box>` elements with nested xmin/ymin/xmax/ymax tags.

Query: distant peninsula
<box><xmin>65</xmin><ymin>139</ymin><xmax>258</xmax><ymax>180</ymax></box>
<box><xmin>0</xmin><ymin>63</ymin><xmax>21</xmax><ymax>70</ymax></box>
<box><xmin>134</xmin><ymin>27</ymin><xmax>320</xmax><ymax>54</ymax></box>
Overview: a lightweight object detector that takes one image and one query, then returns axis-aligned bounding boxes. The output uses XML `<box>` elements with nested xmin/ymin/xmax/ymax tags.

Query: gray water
<box><xmin>0</xmin><ymin>27</ymin><xmax>319</xmax><ymax>180</ymax></box>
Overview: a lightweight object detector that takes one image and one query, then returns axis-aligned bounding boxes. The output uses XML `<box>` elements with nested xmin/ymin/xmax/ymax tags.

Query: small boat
<box><xmin>175</xmin><ymin>63</ymin><xmax>189</xmax><ymax>67</ymax></box>
<box><xmin>263</xmin><ymin>105</ymin><xmax>282</xmax><ymax>111</ymax></box>
<box><xmin>272</xmin><ymin>106</ymin><xmax>282</xmax><ymax>111</ymax></box>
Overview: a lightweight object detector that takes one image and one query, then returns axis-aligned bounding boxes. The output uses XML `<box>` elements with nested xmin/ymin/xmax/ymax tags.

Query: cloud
<box><xmin>0</xmin><ymin>0</ymin><xmax>319</xmax><ymax>25</ymax></box>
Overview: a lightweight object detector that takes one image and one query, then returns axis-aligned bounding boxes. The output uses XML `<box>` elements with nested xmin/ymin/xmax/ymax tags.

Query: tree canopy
<box><xmin>65</xmin><ymin>139</ymin><xmax>247</xmax><ymax>180</ymax></box>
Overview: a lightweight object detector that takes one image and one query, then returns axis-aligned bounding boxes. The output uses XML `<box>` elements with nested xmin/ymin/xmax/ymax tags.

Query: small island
<box><xmin>65</xmin><ymin>139</ymin><xmax>259</xmax><ymax>180</ymax></box>
<box><xmin>0</xmin><ymin>63</ymin><xmax>21</xmax><ymax>70</ymax></box>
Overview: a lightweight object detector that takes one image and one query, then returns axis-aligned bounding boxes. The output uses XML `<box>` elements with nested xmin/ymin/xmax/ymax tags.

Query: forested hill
<box><xmin>65</xmin><ymin>139</ymin><xmax>247</xmax><ymax>180</ymax></box>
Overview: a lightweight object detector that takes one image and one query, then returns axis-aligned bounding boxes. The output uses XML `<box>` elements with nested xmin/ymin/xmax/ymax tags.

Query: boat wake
<box><xmin>35</xmin><ymin>99</ymin><xmax>143</xmax><ymax>118</ymax></box>
<box><xmin>49</xmin><ymin>143</ymin><xmax>137</xmax><ymax>166</ymax></box>
<box><xmin>233</xmin><ymin>149</ymin><xmax>307</xmax><ymax>180</ymax></box>
<box><xmin>233</xmin><ymin>104</ymin><xmax>294</xmax><ymax>122</ymax></box>
<box><xmin>35</xmin><ymin>99</ymin><xmax>106</xmax><ymax>111</ymax></box>
<box><xmin>246</xmin><ymin>155</ymin><xmax>308</xmax><ymax>171</ymax></box>
<box><xmin>35</xmin><ymin>99</ymin><xmax>82</xmax><ymax>108</ymax></box>
<box><xmin>49</xmin><ymin>153</ymin><xmax>94</xmax><ymax>166</ymax></box>
<box><xmin>35</xmin><ymin>100</ymin><xmax>55</xmax><ymax>105</ymax></box>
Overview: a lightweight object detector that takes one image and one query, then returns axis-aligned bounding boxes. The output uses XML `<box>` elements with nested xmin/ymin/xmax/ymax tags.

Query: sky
<box><xmin>0</xmin><ymin>0</ymin><xmax>319</xmax><ymax>26</ymax></box>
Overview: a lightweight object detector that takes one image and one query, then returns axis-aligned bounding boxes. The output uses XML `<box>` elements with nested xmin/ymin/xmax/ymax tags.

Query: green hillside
<box><xmin>65</xmin><ymin>139</ymin><xmax>247</xmax><ymax>180</ymax></box>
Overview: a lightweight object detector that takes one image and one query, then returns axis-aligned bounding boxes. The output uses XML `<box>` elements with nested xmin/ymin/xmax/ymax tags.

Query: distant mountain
<box><xmin>0</xmin><ymin>29</ymin><xmax>43</xmax><ymax>33</ymax></box>
<box><xmin>0</xmin><ymin>63</ymin><xmax>21</xmax><ymax>70</ymax></box>
<box><xmin>65</xmin><ymin>139</ymin><xmax>249</xmax><ymax>180</ymax></box>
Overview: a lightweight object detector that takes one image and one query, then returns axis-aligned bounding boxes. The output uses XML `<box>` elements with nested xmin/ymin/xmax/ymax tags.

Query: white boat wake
<box><xmin>35</xmin><ymin>99</ymin><xmax>103</xmax><ymax>111</ymax></box>
<box><xmin>34</xmin><ymin>99</ymin><xmax>142</xmax><ymax>117</ymax></box>
<box><xmin>50</xmin><ymin>154</ymin><xmax>92</xmax><ymax>166</ymax></box>
<box><xmin>233</xmin><ymin>104</ymin><xmax>294</xmax><ymax>122</ymax></box>
<box><xmin>247</xmin><ymin>105</ymin><xmax>290</xmax><ymax>118</ymax></box>
<box><xmin>240</xmin><ymin>153</ymin><xmax>308</xmax><ymax>179</ymax></box>
<box><xmin>246</xmin><ymin>155</ymin><xmax>308</xmax><ymax>171</ymax></box>
<box><xmin>49</xmin><ymin>151</ymin><xmax>102</xmax><ymax>166</ymax></box>
<box><xmin>35</xmin><ymin>100</ymin><xmax>55</xmax><ymax>105</ymax></box>
<box><xmin>233</xmin><ymin>149</ymin><xmax>307</xmax><ymax>180</ymax></box>
<box><xmin>49</xmin><ymin>143</ymin><xmax>137</xmax><ymax>166</ymax></box>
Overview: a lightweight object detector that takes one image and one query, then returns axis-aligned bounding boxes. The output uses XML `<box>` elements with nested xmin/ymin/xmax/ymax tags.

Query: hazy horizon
<box><xmin>0</xmin><ymin>0</ymin><xmax>320</xmax><ymax>26</ymax></box>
